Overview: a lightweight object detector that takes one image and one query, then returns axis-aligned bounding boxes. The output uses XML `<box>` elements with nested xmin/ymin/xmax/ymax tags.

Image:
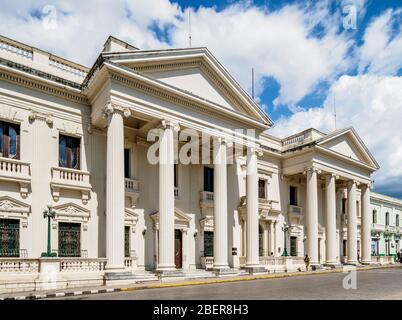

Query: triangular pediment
<box><xmin>125</xmin><ymin>208</ymin><xmax>139</xmax><ymax>226</ymax></box>
<box><xmin>317</xmin><ymin>127</ymin><xmax>379</xmax><ymax>169</ymax></box>
<box><xmin>53</xmin><ymin>202</ymin><xmax>90</xmax><ymax>219</ymax></box>
<box><xmin>103</xmin><ymin>47</ymin><xmax>271</xmax><ymax>126</ymax></box>
<box><xmin>0</xmin><ymin>196</ymin><xmax>30</xmax><ymax>214</ymax></box>
<box><xmin>151</xmin><ymin>207</ymin><xmax>191</xmax><ymax>228</ymax></box>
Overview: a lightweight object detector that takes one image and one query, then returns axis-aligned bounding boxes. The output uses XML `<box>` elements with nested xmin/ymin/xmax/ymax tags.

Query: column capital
<box><xmin>360</xmin><ymin>182</ymin><xmax>371</xmax><ymax>190</ymax></box>
<box><xmin>247</xmin><ymin>144</ymin><xmax>263</xmax><ymax>157</ymax></box>
<box><xmin>103</xmin><ymin>102</ymin><xmax>131</xmax><ymax>118</ymax></box>
<box><xmin>303</xmin><ymin>166</ymin><xmax>321</xmax><ymax>175</ymax></box>
<box><xmin>160</xmin><ymin>119</ymin><xmax>180</xmax><ymax>132</ymax></box>
<box><xmin>325</xmin><ymin>172</ymin><xmax>339</xmax><ymax>180</ymax></box>
<box><xmin>347</xmin><ymin>179</ymin><xmax>360</xmax><ymax>187</ymax></box>
<box><xmin>215</xmin><ymin>135</ymin><xmax>233</xmax><ymax>147</ymax></box>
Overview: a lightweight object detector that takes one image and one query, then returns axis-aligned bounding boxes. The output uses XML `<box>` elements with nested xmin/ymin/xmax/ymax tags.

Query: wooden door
<box><xmin>175</xmin><ymin>229</ymin><xmax>182</xmax><ymax>268</ymax></box>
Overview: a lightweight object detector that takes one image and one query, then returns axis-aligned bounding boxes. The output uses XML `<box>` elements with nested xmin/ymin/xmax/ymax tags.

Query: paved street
<box><xmin>56</xmin><ymin>267</ymin><xmax>402</xmax><ymax>300</ymax></box>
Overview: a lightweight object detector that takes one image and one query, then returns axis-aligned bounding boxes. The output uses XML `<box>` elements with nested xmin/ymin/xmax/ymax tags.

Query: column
<box><xmin>246</xmin><ymin>147</ymin><xmax>260</xmax><ymax>268</ymax></box>
<box><xmin>157</xmin><ymin>120</ymin><xmax>178</xmax><ymax>271</ymax></box>
<box><xmin>269</xmin><ymin>221</ymin><xmax>275</xmax><ymax>256</ymax></box>
<box><xmin>213</xmin><ymin>137</ymin><xmax>229</xmax><ymax>269</ymax></box>
<box><xmin>361</xmin><ymin>183</ymin><xmax>371</xmax><ymax>264</ymax></box>
<box><xmin>325</xmin><ymin>174</ymin><xmax>337</xmax><ymax>265</ymax></box>
<box><xmin>306</xmin><ymin>167</ymin><xmax>319</xmax><ymax>265</ymax></box>
<box><xmin>263</xmin><ymin>222</ymin><xmax>269</xmax><ymax>256</ymax></box>
<box><xmin>105</xmin><ymin>104</ymin><xmax>130</xmax><ymax>271</ymax></box>
<box><xmin>347</xmin><ymin>180</ymin><xmax>358</xmax><ymax>264</ymax></box>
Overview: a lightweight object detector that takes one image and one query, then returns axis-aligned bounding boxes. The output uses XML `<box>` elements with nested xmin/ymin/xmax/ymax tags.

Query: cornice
<box><xmin>0</xmin><ymin>65</ymin><xmax>89</xmax><ymax>105</ymax></box>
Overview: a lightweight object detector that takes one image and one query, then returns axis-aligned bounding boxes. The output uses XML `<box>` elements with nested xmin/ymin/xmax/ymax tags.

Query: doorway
<box><xmin>175</xmin><ymin>229</ymin><xmax>182</xmax><ymax>269</ymax></box>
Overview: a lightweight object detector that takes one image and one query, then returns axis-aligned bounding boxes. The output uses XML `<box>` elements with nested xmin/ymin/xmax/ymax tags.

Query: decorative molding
<box><xmin>151</xmin><ymin>207</ymin><xmax>191</xmax><ymax>230</ymax></box>
<box><xmin>0</xmin><ymin>68</ymin><xmax>88</xmax><ymax>105</ymax></box>
<box><xmin>0</xmin><ymin>196</ymin><xmax>31</xmax><ymax>227</ymax></box>
<box><xmin>0</xmin><ymin>105</ymin><xmax>20</xmax><ymax>122</ymax></box>
<box><xmin>130</xmin><ymin>59</ymin><xmax>253</xmax><ymax>118</ymax></box>
<box><xmin>160</xmin><ymin>119</ymin><xmax>180</xmax><ymax>132</ymax></box>
<box><xmin>28</xmin><ymin>110</ymin><xmax>53</xmax><ymax>126</ymax></box>
<box><xmin>103</xmin><ymin>102</ymin><xmax>131</xmax><ymax>119</ymax></box>
<box><xmin>53</xmin><ymin>202</ymin><xmax>90</xmax><ymax>223</ymax></box>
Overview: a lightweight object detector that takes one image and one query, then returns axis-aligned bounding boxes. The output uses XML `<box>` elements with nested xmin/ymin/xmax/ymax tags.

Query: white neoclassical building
<box><xmin>0</xmin><ymin>34</ymin><xmax>394</xmax><ymax>292</ymax></box>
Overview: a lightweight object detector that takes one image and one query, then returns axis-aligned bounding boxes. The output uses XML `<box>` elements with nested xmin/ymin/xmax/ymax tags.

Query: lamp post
<box><xmin>282</xmin><ymin>223</ymin><xmax>289</xmax><ymax>257</ymax></box>
<box><xmin>41</xmin><ymin>204</ymin><xmax>57</xmax><ymax>257</ymax></box>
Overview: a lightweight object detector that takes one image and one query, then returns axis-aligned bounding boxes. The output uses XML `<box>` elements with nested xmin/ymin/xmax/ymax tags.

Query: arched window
<box><xmin>396</xmin><ymin>215</ymin><xmax>400</xmax><ymax>227</ymax></box>
<box><xmin>385</xmin><ymin>212</ymin><xmax>390</xmax><ymax>226</ymax></box>
<box><xmin>372</xmin><ymin>210</ymin><xmax>377</xmax><ymax>224</ymax></box>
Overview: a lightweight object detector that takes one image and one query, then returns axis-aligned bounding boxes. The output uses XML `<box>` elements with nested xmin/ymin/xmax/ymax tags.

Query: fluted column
<box><xmin>246</xmin><ymin>147</ymin><xmax>260</xmax><ymax>267</ymax></box>
<box><xmin>157</xmin><ymin>120</ymin><xmax>179</xmax><ymax>271</ymax></box>
<box><xmin>213</xmin><ymin>137</ymin><xmax>229</xmax><ymax>269</ymax></box>
<box><xmin>325</xmin><ymin>173</ymin><xmax>337</xmax><ymax>265</ymax></box>
<box><xmin>361</xmin><ymin>183</ymin><xmax>371</xmax><ymax>264</ymax></box>
<box><xmin>105</xmin><ymin>104</ymin><xmax>130</xmax><ymax>271</ymax></box>
<box><xmin>347</xmin><ymin>180</ymin><xmax>358</xmax><ymax>265</ymax></box>
<box><xmin>306</xmin><ymin>167</ymin><xmax>319</xmax><ymax>265</ymax></box>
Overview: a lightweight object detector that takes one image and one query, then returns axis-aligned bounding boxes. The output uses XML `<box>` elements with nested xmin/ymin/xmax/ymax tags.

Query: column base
<box><xmin>155</xmin><ymin>269</ymin><xmax>186</xmax><ymax>282</ymax></box>
<box><xmin>244</xmin><ymin>266</ymin><xmax>267</xmax><ymax>275</ymax></box>
<box><xmin>361</xmin><ymin>260</ymin><xmax>372</xmax><ymax>265</ymax></box>
<box><xmin>212</xmin><ymin>268</ymin><xmax>238</xmax><ymax>276</ymax></box>
<box><xmin>104</xmin><ymin>271</ymin><xmax>137</xmax><ymax>286</ymax></box>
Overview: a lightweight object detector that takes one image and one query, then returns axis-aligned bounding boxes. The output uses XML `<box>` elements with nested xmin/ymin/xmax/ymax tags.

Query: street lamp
<box><xmin>282</xmin><ymin>223</ymin><xmax>289</xmax><ymax>257</ymax></box>
<box><xmin>41</xmin><ymin>204</ymin><xmax>57</xmax><ymax>257</ymax></box>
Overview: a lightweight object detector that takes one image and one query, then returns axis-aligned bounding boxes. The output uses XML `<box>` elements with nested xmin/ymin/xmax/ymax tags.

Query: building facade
<box><xmin>371</xmin><ymin>192</ymin><xmax>402</xmax><ymax>261</ymax></box>
<box><xmin>0</xmin><ymin>34</ymin><xmax>395</xmax><ymax>291</ymax></box>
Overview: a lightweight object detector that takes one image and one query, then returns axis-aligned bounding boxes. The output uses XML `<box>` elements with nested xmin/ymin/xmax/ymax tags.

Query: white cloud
<box><xmin>169</xmin><ymin>2</ymin><xmax>352</xmax><ymax>107</ymax></box>
<box><xmin>271</xmin><ymin>74</ymin><xmax>402</xmax><ymax>196</ymax></box>
<box><xmin>358</xmin><ymin>8</ymin><xmax>402</xmax><ymax>75</ymax></box>
<box><xmin>0</xmin><ymin>0</ymin><xmax>352</xmax><ymax>107</ymax></box>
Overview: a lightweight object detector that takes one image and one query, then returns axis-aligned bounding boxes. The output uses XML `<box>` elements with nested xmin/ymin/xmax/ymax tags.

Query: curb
<box><xmin>0</xmin><ymin>264</ymin><xmax>399</xmax><ymax>300</ymax></box>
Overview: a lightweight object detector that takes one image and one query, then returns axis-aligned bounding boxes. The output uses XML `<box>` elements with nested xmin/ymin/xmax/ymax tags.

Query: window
<box><xmin>258</xmin><ymin>179</ymin><xmax>266</xmax><ymax>199</ymax></box>
<box><xmin>174</xmin><ymin>164</ymin><xmax>179</xmax><ymax>188</ymax></box>
<box><xmin>58</xmin><ymin>222</ymin><xmax>81</xmax><ymax>257</ymax></box>
<box><xmin>289</xmin><ymin>186</ymin><xmax>298</xmax><ymax>206</ymax></box>
<box><xmin>0</xmin><ymin>219</ymin><xmax>20</xmax><ymax>257</ymax></box>
<box><xmin>343</xmin><ymin>240</ymin><xmax>347</xmax><ymax>257</ymax></box>
<box><xmin>125</xmin><ymin>226</ymin><xmax>130</xmax><ymax>257</ymax></box>
<box><xmin>372</xmin><ymin>210</ymin><xmax>377</xmax><ymax>224</ymax></box>
<box><xmin>397</xmin><ymin>215</ymin><xmax>400</xmax><ymax>227</ymax></box>
<box><xmin>59</xmin><ymin>135</ymin><xmax>80</xmax><ymax>169</ymax></box>
<box><xmin>0</xmin><ymin>121</ymin><xmax>20</xmax><ymax>159</ymax></box>
<box><xmin>342</xmin><ymin>198</ymin><xmax>347</xmax><ymax>214</ymax></box>
<box><xmin>290</xmin><ymin>237</ymin><xmax>297</xmax><ymax>256</ymax></box>
<box><xmin>203</xmin><ymin>231</ymin><xmax>213</xmax><ymax>257</ymax></box>
<box><xmin>124</xmin><ymin>149</ymin><xmax>130</xmax><ymax>178</ymax></box>
<box><xmin>386</xmin><ymin>212</ymin><xmax>390</xmax><ymax>226</ymax></box>
<box><xmin>203</xmin><ymin>167</ymin><xmax>214</xmax><ymax>192</ymax></box>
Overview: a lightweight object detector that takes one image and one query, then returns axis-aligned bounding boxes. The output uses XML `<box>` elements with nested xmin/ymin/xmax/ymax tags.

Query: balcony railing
<box><xmin>0</xmin><ymin>157</ymin><xmax>31</xmax><ymax>197</ymax></box>
<box><xmin>200</xmin><ymin>256</ymin><xmax>214</xmax><ymax>270</ymax></box>
<box><xmin>59</xmin><ymin>258</ymin><xmax>107</xmax><ymax>273</ymax></box>
<box><xmin>200</xmin><ymin>191</ymin><xmax>214</xmax><ymax>209</ymax></box>
<box><xmin>0</xmin><ymin>258</ymin><xmax>39</xmax><ymax>273</ymax></box>
<box><xmin>288</xmin><ymin>205</ymin><xmax>303</xmax><ymax>215</ymax></box>
<box><xmin>200</xmin><ymin>191</ymin><xmax>214</xmax><ymax>201</ymax></box>
<box><xmin>125</xmin><ymin>178</ymin><xmax>139</xmax><ymax>193</ymax></box>
<box><xmin>174</xmin><ymin>187</ymin><xmax>179</xmax><ymax>199</ymax></box>
<box><xmin>51</xmin><ymin>167</ymin><xmax>91</xmax><ymax>203</ymax></box>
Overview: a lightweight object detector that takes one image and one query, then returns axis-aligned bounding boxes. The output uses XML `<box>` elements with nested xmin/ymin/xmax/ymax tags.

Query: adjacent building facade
<box><xmin>0</xmin><ymin>34</ymin><xmax>397</xmax><ymax>291</ymax></box>
<box><xmin>371</xmin><ymin>192</ymin><xmax>402</xmax><ymax>261</ymax></box>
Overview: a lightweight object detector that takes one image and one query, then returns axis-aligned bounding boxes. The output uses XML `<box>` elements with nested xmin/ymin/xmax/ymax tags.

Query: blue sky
<box><xmin>0</xmin><ymin>0</ymin><xmax>401</xmax><ymax>198</ymax></box>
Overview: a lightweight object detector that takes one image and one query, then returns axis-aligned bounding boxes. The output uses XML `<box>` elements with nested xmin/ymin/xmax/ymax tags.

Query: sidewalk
<box><xmin>0</xmin><ymin>264</ymin><xmax>400</xmax><ymax>300</ymax></box>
